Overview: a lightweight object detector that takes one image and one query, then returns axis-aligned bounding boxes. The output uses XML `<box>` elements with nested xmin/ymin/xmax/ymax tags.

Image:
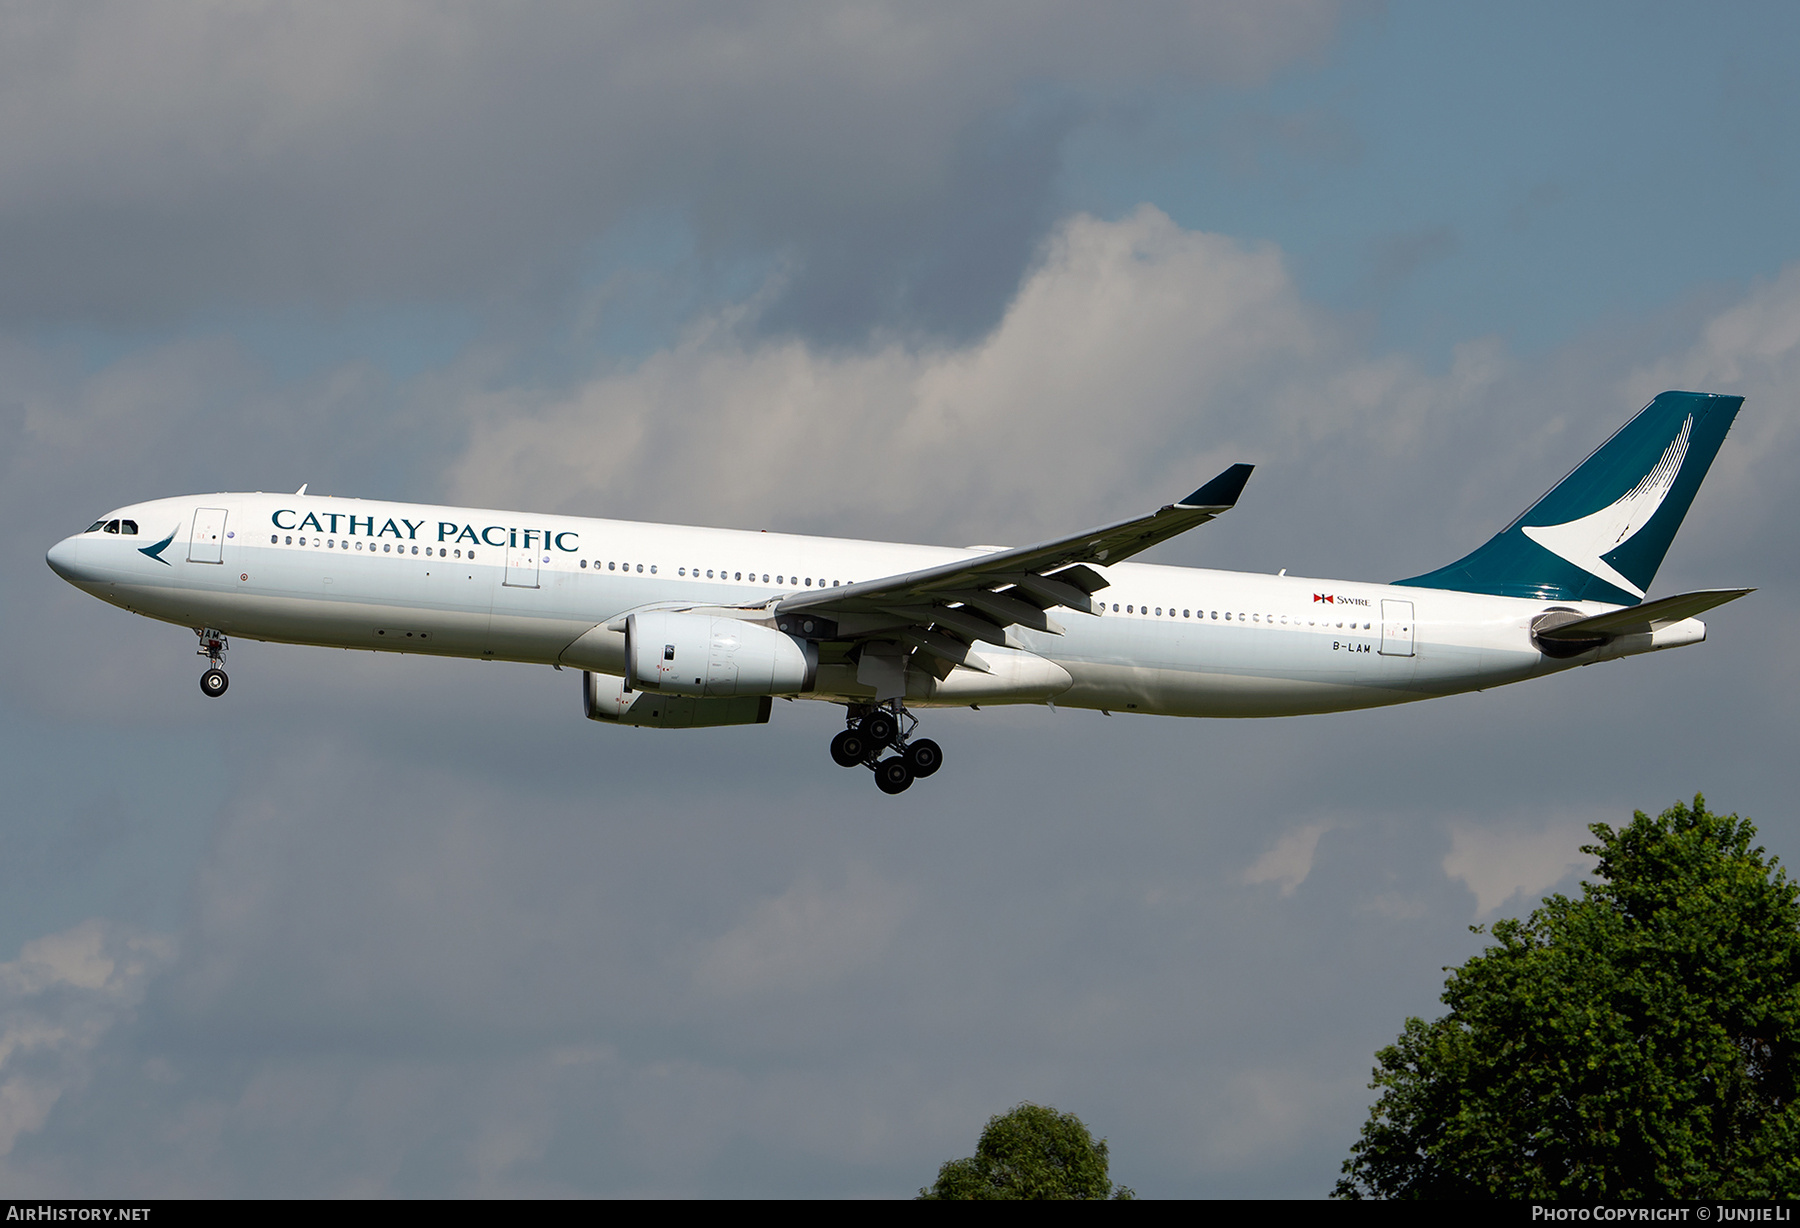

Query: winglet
<box><xmin>1178</xmin><ymin>463</ymin><xmax>1254</xmax><ymax>509</ymax></box>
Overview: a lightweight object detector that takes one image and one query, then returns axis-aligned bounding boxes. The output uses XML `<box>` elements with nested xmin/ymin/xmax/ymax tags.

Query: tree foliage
<box><xmin>918</xmin><ymin>1103</ymin><xmax>1134</xmax><ymax>1199</ymax></box>
<box><xmin>1335</xmin><ymin>797</ymin><xmax>1800</xmax><ymax>1199</ymax></box>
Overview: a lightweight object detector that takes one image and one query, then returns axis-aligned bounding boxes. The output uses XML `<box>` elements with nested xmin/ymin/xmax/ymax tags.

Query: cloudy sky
<box><xmin>3</xmin><ymin>0</ymin><xmax>1799</xmax><ymax>1197</ymax></box>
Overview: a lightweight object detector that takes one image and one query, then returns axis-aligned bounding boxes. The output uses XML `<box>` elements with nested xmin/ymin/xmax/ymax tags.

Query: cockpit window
<box><xmin>86</xmin><ymin>520</ymin><xmax>106</xmax><ymax>533</ymax></box>
<box><xmin>119</xmin><ymin>520</ymin><xmax>138</xmax><ymax>535</ymax></box>
<box><xmin>102</xmin><ymin>520</ymin><xmax>121</xmax><ymax>534</ymax></box>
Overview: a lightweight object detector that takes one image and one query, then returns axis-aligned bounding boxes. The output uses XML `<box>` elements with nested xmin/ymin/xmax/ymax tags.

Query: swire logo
<box><xmin>1314</xmin><ymin>593</ymin><xmax>1334</xmax><ymax>603</ymax></box>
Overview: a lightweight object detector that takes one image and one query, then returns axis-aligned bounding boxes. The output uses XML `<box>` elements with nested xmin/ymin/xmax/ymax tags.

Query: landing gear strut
<box><xmin>829</xmin><ymin>702</ymin><xmax>943</xmax><ymax>794</ymax></box>
<box><xmin>196</xmin><ymin>628</ymin><xmax>229</xmax><ymax>698</ymax></box>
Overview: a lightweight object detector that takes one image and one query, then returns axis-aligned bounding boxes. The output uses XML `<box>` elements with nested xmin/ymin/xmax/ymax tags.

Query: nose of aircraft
<box><xmin>46</xmin><ymin>535</ymin><xmax>77</xmax><ymax>579</ymax></box>
<box><xmin>46</xmin><ymin>535</ymin><xmax>96</xmax><ymax>585</ymax></box>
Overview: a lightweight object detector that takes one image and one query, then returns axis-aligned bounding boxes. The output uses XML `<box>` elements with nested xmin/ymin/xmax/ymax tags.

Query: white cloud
<box><xmin>1243</xmin><ymin>821</ymin><xmax>1333</xmax><ymax>896</ymax></box>
<box><xmin>694</xmin><ymin>865</ymin><xmax>909</xmax><ymax>997</ymax></box>
<box><xmin>1639</xmin><ymin>262</ymin><xmax>1800</xmax><ymax>394</ymax></box>
<box><xmin>0</xmin><ymin>920</ymin><xmax>173</xmax><ymax>1156</ymax></box>
<box><xmin>1625</xmin><ymin>260</ymin><xmax>1800</xmax><ymax>539</ymax></box>
<box><xmin>448</xmin><ymin>206</ymin><xmax>1468</xmax><ymax>545</ymax></box>
<box><xmin>1199</xmin><ymin>1066</ymin><xmax>1347</xmax><ymax>1168</ymax></box>
<box><xmin>1442</xmin><ymin>819</ymin><xmax>1595</xmax><ymax>918</ymax></box>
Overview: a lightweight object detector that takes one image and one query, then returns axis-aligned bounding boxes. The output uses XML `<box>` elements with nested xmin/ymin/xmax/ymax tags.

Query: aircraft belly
<box><xmin>1041</xmin><ymin>619</ymin><xmax>1540</xmax><ymax>716</ymax></box>
<box><xmin>1406</xmin><ymin>646</ymin><xmax>1545</xmax><ymax>695</ymax></box>
<box><xmin>1055</xmin><ymin>662</ymin><xmax>1405</xmax><ymax>717</ymax></box>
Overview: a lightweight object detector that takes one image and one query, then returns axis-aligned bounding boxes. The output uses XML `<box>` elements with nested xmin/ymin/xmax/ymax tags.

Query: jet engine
<box><xmin>583</xmin><ymin>670</ymin><xmax>771</xmax><ymax>728</ymax></box>
<box><xmin>625</xmin><ymin>610</ymin><xmax>817</xmax><ymax>697</ymax></box>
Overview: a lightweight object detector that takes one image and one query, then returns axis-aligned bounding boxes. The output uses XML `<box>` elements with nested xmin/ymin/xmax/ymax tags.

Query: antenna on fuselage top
<box><xmin>296</xmin><ymin>484</ymin><xmax>308</xmax><ymax>495</ymax></box>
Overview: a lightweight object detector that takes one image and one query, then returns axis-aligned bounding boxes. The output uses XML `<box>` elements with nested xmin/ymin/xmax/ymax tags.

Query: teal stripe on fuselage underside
<box><xmin>1396</xmin><ymin>391</ymin><xmax>1741</xmax><ymax>605</ymax></box>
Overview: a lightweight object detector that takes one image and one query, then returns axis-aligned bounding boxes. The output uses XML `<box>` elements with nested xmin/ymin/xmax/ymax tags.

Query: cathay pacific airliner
<box><xmin>47</xmin><ymin>391</ymin><xmax>1749</xmax><ymax>794</ymax></box>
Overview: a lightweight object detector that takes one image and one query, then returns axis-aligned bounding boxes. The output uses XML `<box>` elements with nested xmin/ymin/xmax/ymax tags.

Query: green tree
<box><xmin>918</xmin><ymin>1103</ymin><xmax>1135</xmax><ymax>1199</ymax></box>
<box><xmin>1335</xmin><ymin>797</ymin><xmax>1800</xmax><ymax>1200</ymax></box>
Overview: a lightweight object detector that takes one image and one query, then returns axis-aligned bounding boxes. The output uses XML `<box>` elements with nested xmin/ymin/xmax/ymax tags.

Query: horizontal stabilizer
<box><xmin>1535</xmin><ymin>588</ymin><xmax>1753</xmax><ymax>640</ymax></box>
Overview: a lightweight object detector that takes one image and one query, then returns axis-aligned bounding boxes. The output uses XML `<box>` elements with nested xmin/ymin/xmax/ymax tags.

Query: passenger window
<box><xmin>637</xmin><ymin>564</ymin><xmax>643</xmax><ymax>573</ymax></box>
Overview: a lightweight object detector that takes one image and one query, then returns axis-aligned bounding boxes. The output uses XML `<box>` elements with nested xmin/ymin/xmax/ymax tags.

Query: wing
<box><xmin>772</xmin><ymin>464</ymin><xmax>1254</xmax><ymax>676</ymax></box>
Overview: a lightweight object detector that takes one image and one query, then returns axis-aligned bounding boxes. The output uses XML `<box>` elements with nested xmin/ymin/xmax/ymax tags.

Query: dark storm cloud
<box><xmin>0</xmin><ymin>1</ymin><xmax>1340</xmax><ymax>339</ymax></box>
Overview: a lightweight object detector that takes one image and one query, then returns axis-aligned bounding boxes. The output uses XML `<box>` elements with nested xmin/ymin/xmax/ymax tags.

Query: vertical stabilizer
<box><xmin>1397</xmin><ymin>391</ymin><xmax>1741</xmax><ymax>605</ymax></box>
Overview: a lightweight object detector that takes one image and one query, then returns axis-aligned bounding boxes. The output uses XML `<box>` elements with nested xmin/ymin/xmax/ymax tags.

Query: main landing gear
<box><xmin>196</xmin><ymin>628</ymin><xmax>229</xmax><ymax>698</ymax></box>
<box><xmin>829</xmin><ymin>702</ymin><xmax>942</xmax><ymax>795</ymax></box>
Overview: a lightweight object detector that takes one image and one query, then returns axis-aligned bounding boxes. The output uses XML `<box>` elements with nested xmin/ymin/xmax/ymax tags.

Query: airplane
<box><xmin>46</xmin><ymin>390</ymin><xmax>1750</xmax><ymax>795</ymax></box>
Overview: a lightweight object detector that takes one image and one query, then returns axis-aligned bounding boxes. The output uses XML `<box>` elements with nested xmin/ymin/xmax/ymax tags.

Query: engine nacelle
<box><xmin>583</xmin><ymin>671</ymin><xmax>772</xmax><ymax>728</ymax></box>
<box><xmin>625</xmin><ymin>610</ymin><xmax>817</xmax><ymax>697</ymax></box>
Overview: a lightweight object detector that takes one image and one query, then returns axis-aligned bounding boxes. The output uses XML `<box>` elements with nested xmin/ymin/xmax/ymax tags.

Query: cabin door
<box><xmin>503</xmin><ymin>547</ymin><xmax>540</xmax><ymax>588</ymax></box>
<box><xmin>1379</xmin><ymin>599</ymin><xmax>1415</xmax><ymax>657</ymax></box>
<box><xmin>187</xmin><ymin>507</ymin><xmax>227</xmax><ymax>563</ymax></box>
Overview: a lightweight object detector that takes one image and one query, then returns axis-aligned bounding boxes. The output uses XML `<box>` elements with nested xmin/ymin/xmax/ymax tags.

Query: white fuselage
<box><xmin>46</xmin><ymin>492</ymin><xmax>1707</xmax><ymax>717</ymax></box>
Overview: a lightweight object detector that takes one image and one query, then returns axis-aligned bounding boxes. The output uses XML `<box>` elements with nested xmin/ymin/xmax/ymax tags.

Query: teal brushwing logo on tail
<box><xmin>1397</xmin><ymin>391</ymin><xmax>1741</xmax><ymax>605</ymax></box>
<box><xmin>1520</xmin><ymin>412</ymin><xmax>1690</xmax><ymax>598</ymax></box>
<box><xmin>139</xmin><ymin>526</ymin><xmax>177</xmax><ymax>565</ymax></box>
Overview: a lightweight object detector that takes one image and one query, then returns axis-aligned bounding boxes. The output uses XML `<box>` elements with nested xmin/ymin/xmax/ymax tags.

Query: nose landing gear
<box><xmin>196</xmin><ymin>628</ymin><xmax>229</xmax><ymax>698</ymax></box>
<box><xmin>830</xmin><ymin>703</ymin><xmax>943</xmax><ymax>794</ymax></box>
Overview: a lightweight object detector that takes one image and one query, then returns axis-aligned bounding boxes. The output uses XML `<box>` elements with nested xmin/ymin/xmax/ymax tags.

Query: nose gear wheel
<box><xmin>195</xmin><ymin>628</ymin><xmax>230</xmax><ymax>699</ymax></box>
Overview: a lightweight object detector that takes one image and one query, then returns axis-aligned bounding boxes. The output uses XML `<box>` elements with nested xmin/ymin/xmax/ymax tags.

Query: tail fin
<box><xmin>1397</xmin><ymin>391</ymin><xmax>1742</xmax><ymax>605</ymax></box>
